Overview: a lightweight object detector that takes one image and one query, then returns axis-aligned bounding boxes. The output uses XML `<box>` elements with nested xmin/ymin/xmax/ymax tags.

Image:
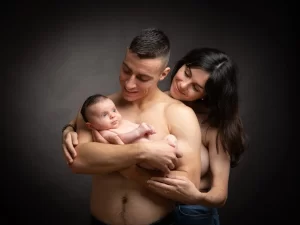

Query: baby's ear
<box><xmin>86</xmin><ymin>122</ymin><xmax>93</xmax><ymax>129</ymax></box>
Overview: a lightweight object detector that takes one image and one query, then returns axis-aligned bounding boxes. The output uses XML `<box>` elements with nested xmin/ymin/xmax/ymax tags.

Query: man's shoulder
<box><xmin>159</xmin><ymin>91</ymin><xmax>186</xmax><ymax>108</ymax></box>
<box><xmin>164</xmin><ymin>101</ymin><xmax>198</xmax><ymax>126</ymax></box>
<box><xmin>165</xmin><ymin>101</ymin><xmax>195</xmax><ymax>116</ymax></box>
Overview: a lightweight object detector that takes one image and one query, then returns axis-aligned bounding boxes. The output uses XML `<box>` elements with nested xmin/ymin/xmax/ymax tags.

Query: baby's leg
<box><xmin>164</xmin><ymin>134</ymin><xmax>177</xmax><ymax>147</ymax></box>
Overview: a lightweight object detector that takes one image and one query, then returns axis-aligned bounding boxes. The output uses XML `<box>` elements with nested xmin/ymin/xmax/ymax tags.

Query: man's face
<box><xmin>119</xmin><ymin>49</ymin><xmax>170</xmax><ymax>102</ymax></box>
<box><xmin>86</xmin><ymin>99</ymin><xmax>122</xmax><ymax>130</ymax></box>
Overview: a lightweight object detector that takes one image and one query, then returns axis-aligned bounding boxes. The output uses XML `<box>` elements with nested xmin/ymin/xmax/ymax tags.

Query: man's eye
<box><xmin>184</xmin><ymin>71</ymin><xmax>191</xmax><ymax>77</ymax></box>
<box><xmin>138</xmin><ymin>76</ymin><xmax>150</xmax><ymax>82</ymax></box>
<box><xmin>123</xmin><ymin>68</ymin><xmax>130</xmax><ymax>74</ymax></box>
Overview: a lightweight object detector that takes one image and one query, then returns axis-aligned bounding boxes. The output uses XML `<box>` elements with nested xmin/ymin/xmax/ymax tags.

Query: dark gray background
<box><xmin>4</xmin><ymin>1</ymin><xmax>294</xmax><ymax>225</ymax></box>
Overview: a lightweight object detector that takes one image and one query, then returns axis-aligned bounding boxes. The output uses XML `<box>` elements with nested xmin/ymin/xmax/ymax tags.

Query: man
<box><xmin>62</xmin><ymin>28</ymin><xmax>201</xmax><ymax>225</ymax></box>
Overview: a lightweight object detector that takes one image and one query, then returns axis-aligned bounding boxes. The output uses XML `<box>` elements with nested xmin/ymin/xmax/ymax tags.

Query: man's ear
<box><xmin>159</xmin><ymin>67</ymin><xmax>171</xmax><ymax>81</ymax></box>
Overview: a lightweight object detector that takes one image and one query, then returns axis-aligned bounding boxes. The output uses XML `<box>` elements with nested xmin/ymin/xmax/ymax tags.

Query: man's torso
<box><xmin>90</xmin><ymin>92</ymin><xmax>180</xmax><ymax>225</ymax></box>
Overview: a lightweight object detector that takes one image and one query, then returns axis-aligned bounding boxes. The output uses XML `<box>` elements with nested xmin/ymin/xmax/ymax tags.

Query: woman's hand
<box><xmin>147</xmin><ymin>174</ymin><xmax>200</xmax><ymax>204</ymax></box>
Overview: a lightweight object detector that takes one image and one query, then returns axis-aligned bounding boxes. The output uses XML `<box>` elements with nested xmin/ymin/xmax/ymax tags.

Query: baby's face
<box><xmin>87</xmin><ymin>99</ymin><xmax>122</xmax><ymax>130</ymax></box>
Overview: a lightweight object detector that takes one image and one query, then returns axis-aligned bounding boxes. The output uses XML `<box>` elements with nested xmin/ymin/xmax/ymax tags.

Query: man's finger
<box><xmin>63</xmin><ymin>145</ymin><xmax>73</xmax><ymax>164</ymax></box>
<box><xmin>92</xmin><ymin>129</ymin><xmax>108</xmax><ymax>143</ymax></box>
<box><xmin>68</xmin><ymin>145</ymin><xmax>77</xmax><ymax>158</ymax></box>
<box><xmin>161</xmin><ymin>165</ymin><xmax>170</xmax><ymax>174</ymax></box>
<box><xmin>65</xmin><ymin>135</ymin><xmax>77</xmax><ymax>158</ymax></box>
<box><xmin>168</xmin><ymin>162</ymin><xmax>175</xmax><ymax>170</ymax></box>
<box><xmin>71</xmin><ymin>133</ymin><xmax>78</xmax><ymax>146</ymax></box>
<box><xmin>175</xmin><ymin>149</ymin><xmax>183</xmax><ymax>158</ymax></box>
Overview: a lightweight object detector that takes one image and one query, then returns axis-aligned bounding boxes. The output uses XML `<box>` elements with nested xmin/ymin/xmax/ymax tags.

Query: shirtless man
<box><xmin>62</xmin><ymin>28</ymin><xmax>201</xmax><ymax>225</ymax></box>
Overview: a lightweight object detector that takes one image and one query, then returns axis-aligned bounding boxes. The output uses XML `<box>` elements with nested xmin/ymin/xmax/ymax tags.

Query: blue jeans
<box><xmin>174</xmin><ymin>204</ymin><xmax>220</xmax><ymax>225</ymax></box>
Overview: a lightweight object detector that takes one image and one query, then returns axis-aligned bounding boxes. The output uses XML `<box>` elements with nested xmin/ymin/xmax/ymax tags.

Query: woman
<box><xmin>146</xmin><ymin>48</ymin><xmax>247</xmax><ymax>225</ymax></box>
<box><xmin>62</xmin><ymin>48</ymin><xmax>247</xmax><ymax>225</ymax></box>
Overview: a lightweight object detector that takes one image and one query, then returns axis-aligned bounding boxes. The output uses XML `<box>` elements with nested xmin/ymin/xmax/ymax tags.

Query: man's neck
<box><xmin>139</xmin><ymin>87</ymin><xmax>162</xmax><ymax>107</ymax></box>
<box><xmin>127</xmin><ymin>87</ymin><xmax>163</xmax><ymax>109</ymax></box>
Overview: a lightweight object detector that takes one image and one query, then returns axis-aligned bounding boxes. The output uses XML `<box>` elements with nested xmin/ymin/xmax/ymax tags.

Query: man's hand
<box><xmin>140</xmin><ymin>139</ymin><xmax>183</xmax><ymax>174</ymax></box>
<box><xmin>91</xmin><ymin>129</ymin><xmax>109</xmax><ymax>143</ymax></box>
<box><xmin>62</xmin><ymin>130</ymin><xmax>78</xmax><ymax>164</ymax></box>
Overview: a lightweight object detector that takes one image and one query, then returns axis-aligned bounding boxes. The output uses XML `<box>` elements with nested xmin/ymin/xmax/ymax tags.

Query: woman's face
<box><xmin>170</xmin><ymin>65</ymin><xmax>209</xmax><ymax>102</ymax></box>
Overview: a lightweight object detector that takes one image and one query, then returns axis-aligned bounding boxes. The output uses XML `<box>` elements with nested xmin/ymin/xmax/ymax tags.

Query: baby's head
<box><xmin>81</xmin><ymin>94</ymin><xmax>122</xmax><ymax>130</ymax></box>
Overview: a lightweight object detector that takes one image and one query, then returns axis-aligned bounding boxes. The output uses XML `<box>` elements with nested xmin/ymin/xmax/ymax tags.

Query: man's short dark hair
<box><xmin>129</xmin><ymin>28</ymin><xmax>170</xmax><ymax>65</ymax></box>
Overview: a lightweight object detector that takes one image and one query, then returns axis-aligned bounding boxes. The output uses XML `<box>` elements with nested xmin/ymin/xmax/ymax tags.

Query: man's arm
<box><xmin>166</xmin><ymin>103</ymin><xmax>202</xmax><ymax>188</ymax></box>
<box><xmin>70</xmin><ymin>104</ymin><xmax>181</xmax><ymax>175</ymax></box>
<box><xmin>70</xmin><ymin>111</ymin><xmax>143</xmax><ymax>174</ymax></box>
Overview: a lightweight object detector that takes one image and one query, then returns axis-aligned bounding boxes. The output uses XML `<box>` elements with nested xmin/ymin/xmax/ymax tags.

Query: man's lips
<box><xmin>124</xmin><ymin>88</ymin><xmax>138</xmax><ymax>94</ymax></box>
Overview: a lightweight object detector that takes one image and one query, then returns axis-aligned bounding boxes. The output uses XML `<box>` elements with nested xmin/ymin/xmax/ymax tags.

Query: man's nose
<box><xmin>125</xmin><ymin>76</ymin><xmax>137</xmax><ymax>89</ymax></box>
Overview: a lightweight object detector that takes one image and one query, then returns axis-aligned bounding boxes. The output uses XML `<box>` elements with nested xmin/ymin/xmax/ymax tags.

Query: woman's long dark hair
<box><xmin>170</xmin><ymin>48</ymin><xmax>247</xmax><ymax>168</ymax></box>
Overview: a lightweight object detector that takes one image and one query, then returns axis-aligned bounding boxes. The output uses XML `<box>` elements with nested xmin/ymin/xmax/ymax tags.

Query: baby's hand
<box><xmin>164</xmin><ymin>134</ymin><xmax>177</xmax><ymax>147</ymax></box>
<box><xmin>138</xmin><ymin>123</ymin><xmax>156</xmax><ymax>136</ymax></box>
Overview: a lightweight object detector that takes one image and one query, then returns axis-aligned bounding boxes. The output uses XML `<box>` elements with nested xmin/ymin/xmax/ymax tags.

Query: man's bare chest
<box><xmin>117</xmin><ymin>106</ymin><xmax>170</xmax><ymax>140</ymax></box>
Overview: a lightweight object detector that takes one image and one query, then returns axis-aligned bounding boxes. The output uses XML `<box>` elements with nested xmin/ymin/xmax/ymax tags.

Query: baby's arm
<box><xmin>117</xmin><ymin>123</ymin><xmax>155</xmax><ymax>144</ymax></box>
<box><xmin>100</xmin><ymin>123</ymin><xmax>155</xmax><ymax>145</ymax></box>
<box><xmin>100</xmin><ymin>130</ymin><xmax>125</xmax><ymax>145</ymax></box>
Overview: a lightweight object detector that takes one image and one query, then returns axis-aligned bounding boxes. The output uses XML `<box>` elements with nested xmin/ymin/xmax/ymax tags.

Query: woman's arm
<box><xmin>143</xmin><ymin>127</ymin><xmax>231</xmax><ymax>208</ymax></box>
<box><xmin>194</xmin><ymin>127</ymin><xmax>230</xmax><ymax>207</ymax></box>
